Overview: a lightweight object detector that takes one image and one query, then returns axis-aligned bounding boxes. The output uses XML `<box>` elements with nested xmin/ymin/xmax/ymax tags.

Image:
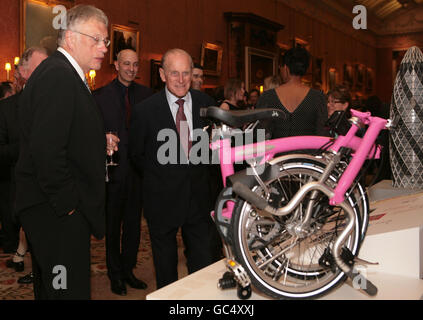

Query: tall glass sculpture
<box><xmin>390</xmin><ymin>46</ymin><xmax>423</xmax><ymax>188</ymax></box>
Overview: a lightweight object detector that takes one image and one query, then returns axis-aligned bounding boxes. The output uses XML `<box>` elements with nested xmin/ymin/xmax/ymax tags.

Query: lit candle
<box><xmin>259</xmin><ymin>85</ymin><xmax>264</xmax><ymax>94</ymax></box>
<box><xmin>5</xmin><ymin>62</ymin><xmax>11</xmax><ymax>81</ymax></box>
<box><xmin>89</xmin><ymin>69</ymin><xmax>96</xmax><ymax>88</ymax></box>
<box><xmin>14</xmin><ymin>57</ymin><xmax>20</xmax><ymax>66</ymax></box>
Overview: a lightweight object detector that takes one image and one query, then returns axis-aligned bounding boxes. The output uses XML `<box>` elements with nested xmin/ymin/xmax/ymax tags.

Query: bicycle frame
<box><xmin>211</xmin><ymin>109</ymin><xmax>388</xmax><ymax>219</ymax></box>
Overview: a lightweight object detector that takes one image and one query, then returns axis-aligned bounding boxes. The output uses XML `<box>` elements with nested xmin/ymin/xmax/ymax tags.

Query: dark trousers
<box><xmin>0</xmin><ymin>181</ymin><xmax>19</xmax><ymax>252</ymax></box>
<box><xmin>105</xmin><ymin>170</ymin><xmax>142</xmax><ymax>280</ymax></box>
<box><xmin>147</xmin><ymin>212</ymin><xmax>213</xmax><ymax>289</ymax></box>
<box><xmin>19</xmin><ymin>203</ymin><xmax>91</xmax><ymax>300</ymax></box>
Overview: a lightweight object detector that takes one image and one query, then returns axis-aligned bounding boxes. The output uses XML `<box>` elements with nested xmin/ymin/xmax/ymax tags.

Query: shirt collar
<box><xmin>114</xmin><ymin>77</ymin><xmax>132</xmax><ymax>88</ymax></box>
<box><xmin>165</xmin><ymin>87</ymin><xmax>191</xmax><ymax>110</ymax></box>
<box><xmin>57</xmin><ymin>47</ymin><xmax>86</xmax><ymax>83</ymax></box>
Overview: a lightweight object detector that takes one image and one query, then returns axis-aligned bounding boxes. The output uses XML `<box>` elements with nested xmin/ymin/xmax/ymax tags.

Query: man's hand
<box><xmin>106</xmin><ymin>133</ymin><xmax>120</xmax><ymax>156</ymax></box>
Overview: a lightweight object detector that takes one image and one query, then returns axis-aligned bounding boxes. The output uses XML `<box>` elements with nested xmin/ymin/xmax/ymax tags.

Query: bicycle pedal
<box><xmin>354</xmin><ymin>256</ymin><xmax>379</xmax><ymax>266</ymax></box>
<box><xmin>225</xmin><ymin>259</ymin><xmax>251</xmax><ymax>288</ymax></box>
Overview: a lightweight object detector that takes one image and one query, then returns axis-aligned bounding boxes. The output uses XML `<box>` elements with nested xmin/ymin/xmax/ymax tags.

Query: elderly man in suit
<box><xmin>0</xmin><ymin>48</ymin><xmax>48</xmax><ymax>287</ymax></box>
<box><xmin>93</xmin><ymin>49</ymin><xmax>153</xmax><ymax>296</ymax></box>
<box><xmin>0</xmin><ymin>47</ymin><xmax>48</xmax><ymax>257</ymax></box>
<box><xmin>15</xmin><ymin>5</ymin><xmax>113</xmax><ymax>299</ymax></box>
<box><xmin>129</xmin><ymin>48</ymin><xmax>215</xmax><ymax>289</ymax></box>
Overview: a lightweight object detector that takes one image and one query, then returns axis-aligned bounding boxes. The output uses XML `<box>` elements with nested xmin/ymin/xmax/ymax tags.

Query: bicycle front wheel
<box><xmin>231</xmin><ymin>156</ymin><xmax>365</xmax><ymax>299</ymax></box>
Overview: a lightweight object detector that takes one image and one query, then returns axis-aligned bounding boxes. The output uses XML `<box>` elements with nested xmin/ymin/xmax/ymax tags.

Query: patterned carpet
<box><xmin>0</xmin><ymin>218</ymin><xmax>187</xmax><ymax>300</ymax></box>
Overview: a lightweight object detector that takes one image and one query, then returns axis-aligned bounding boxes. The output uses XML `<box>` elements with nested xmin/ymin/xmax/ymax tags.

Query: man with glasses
<box><xmin>15</xmin><ymin>5</ymin><xmax>113</xmax><ymax>299</ymax></box>
<box><xmin>93</xmin><ymin>49</ymin><xmax>153</xmax><ymax>296</ymax></box>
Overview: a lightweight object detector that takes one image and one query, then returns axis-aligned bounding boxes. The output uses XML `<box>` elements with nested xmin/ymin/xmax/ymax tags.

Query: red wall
<box><xmin>0</xmin><ymin>0</ymin><xmax>410</xmax><ymax>104</ymax></box>
<box><xmin>0</xmin><ymin>0</ymin><xmax>20</xmax><ymax>82</ymax></box>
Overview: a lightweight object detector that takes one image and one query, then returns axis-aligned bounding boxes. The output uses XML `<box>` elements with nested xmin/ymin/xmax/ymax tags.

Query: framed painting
<box><xmin>343</xmin><ymin>64</ymin><xmax>353</xmax><ymax>89</ymax></box>
<box><xmin>20</xmin><ymin>0</ymin><xmax>74</xmax><ymax>55</ymax></box>
<box><xmin>355</xmin><ymin>64</ymin><xmax>365</xmax><ymax>91</ymax></box>
<box><xmin>150</xmin><ymin>59</ymin><xmax>165</xmax><ymax>93</ymax></box>
<box><xmin>312</xmin><ymin>57</ymin><xmax>323</xmax><ymax>90</ymax></box>
<box><xmin>327</xmin><ymin>67</ymin><xmax>337</xmax><ymax>91</ymax></box>
<box><xmin>200</xmin><ymin>42</ymin><xmax>223</xmax><ymax>77</ymax></box>
<box><xmin>245</xmin><ymin>47</ymin><xmax>278</xmax><ymax>92</ymax></box>
<box><xmin>110</xmin><ymin>24</ymin><xmax>139</xmax><ymax>64</ymax></box>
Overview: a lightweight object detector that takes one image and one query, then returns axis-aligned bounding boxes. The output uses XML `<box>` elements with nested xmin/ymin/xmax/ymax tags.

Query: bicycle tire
<box><xmin>230</xmin><ymin>155</ymin><xmax>368</xmax><ymax>299</ymax></box>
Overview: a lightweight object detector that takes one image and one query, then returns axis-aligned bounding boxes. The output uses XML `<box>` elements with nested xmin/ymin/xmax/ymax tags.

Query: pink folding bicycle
<box><xmin>200</xmin><ymin>106</ymin><xmax>394</xmax><ymax>299</ymax></box>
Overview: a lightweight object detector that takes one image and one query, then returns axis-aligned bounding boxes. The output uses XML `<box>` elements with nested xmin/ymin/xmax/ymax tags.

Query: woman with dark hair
<box><xmin>219</xmin><ymin>78</ymin><xmax>246</xmax><ymax>111</ymax></box>
<box><xmin>327</xmin><ymin>84</ymin><xmax>352</xmax><ymax>117</ymax></box>
<box><xmin>256</xmin><ymin>47</ymin><xmax>328</xmax><ymax>138</ymax></box>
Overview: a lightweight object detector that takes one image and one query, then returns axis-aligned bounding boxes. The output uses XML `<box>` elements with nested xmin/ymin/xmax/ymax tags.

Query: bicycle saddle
<box><xmin>200</xmin><ymin>106</ymin><xmax>285</xmax><ymax>128</ymax></box>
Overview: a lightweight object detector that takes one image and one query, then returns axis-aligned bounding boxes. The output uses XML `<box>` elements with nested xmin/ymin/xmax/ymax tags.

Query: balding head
<box><xmin>114</xmin><ymin>49</ymin><xmax>139</xmax><ymax>86</ymax></box>
<box><xmin>159</xmin><ymin>48</ymin><xmax>193</xmax><ymax>98</ymax></box>
<box><xmin>161</xmin><ymin>49</ymin><xmax>193</xmax><ymax>71</ymax></box>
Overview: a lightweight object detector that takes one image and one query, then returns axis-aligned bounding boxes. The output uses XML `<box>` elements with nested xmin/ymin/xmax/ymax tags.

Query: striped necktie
<box><xmin>175</xmin><ymin>98</ymin><xmax>192</xmax><ymax>158</ymax></box>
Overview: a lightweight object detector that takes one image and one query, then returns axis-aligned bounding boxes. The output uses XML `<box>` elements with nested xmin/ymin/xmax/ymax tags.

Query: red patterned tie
<box><xmin>125</xmin><ymin>87</ymin><xmax>131</xmax><ymax>128</ymax></box>
<box><xmin>175</xmin><ymin>98</ymin><xmax>192</xmax><ymax>158</ymax></box>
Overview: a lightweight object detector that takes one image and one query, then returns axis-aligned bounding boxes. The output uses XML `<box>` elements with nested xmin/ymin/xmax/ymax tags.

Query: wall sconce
<box><xmin>89</xmin><ymin>69</ymin><xmax>96</xmax><ymax>89</ymax></box>
<box><xmin>5</xmin><ymin>62</ymin><xmax>12</xmax><ymax>81</ymax></box>
<box><xmin>14</xmin><ymin>57</ymin><xmax>20</xmax><ymax>66</ymax></box>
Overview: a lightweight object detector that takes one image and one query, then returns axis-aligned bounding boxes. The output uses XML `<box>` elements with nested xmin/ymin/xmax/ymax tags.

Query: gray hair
<box><xmin>19</xmin><ymin>46</ymin><xmax>48</xmax><ymax>69</ymax></box>
<box><xmin>57</xmin><ymin>5</ymin><xmax>109</xmax><ymax>46</ymax></box>
<box><xmin>161</xmin><ymin>48</ymin><xmax>193</xmax><ymax>70</ymax></box>
<box><xmin>263</xmin><ymin>75</ymin><xmax>282</xmax><ymax>91</ymax></box>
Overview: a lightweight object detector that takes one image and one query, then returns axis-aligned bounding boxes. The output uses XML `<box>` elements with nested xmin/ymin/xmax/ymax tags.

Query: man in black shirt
<box><xmin>93</xmin><ymin>49</ymin><xmax>153</xmax><ymax>296</ymax></box>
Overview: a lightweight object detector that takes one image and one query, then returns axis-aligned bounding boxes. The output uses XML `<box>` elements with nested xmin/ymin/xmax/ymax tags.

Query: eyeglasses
<box><xmin>328</xmin><ymin>99</ymin><xmax>343</xmax><ymax>105</ymax></box>
<box><xmin>71</xmin><ymin>30</ymin><xmax>110</xmax><ymax>48</ymax></box>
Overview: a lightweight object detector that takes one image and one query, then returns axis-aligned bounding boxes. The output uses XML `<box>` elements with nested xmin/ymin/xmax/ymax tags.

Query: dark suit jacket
<box><xmin>129</xmin><ymin>89</ymin><xmax>215</xmax><ymax>227</ymax></box>
<box><xmin>93</xmin><ymin>78</ymin><xmax>153</xmax><ymax>184</ymax></box>
<box><xmin>15</xmin><ymin>50</ymin><xmax>106</xmax><ymax>239</ymax></box>
<box><xmin>0</xmin><ymin>93</ymin><xmax>20</xmax><ymax>181</ymax></box>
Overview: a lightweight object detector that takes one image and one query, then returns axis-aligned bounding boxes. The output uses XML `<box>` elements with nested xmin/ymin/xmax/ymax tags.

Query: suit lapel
<box><xmin>158</xmin><ymin>89</ymin><xmax>178</xmax><ymax>133</ymax></box>
<box><xmin>190</xmin><ymin>90</ymin><xmax>202</xmax><ymax>131</ymax></box>
<box><xmin>54</xmin><ymin>51</ymin><xmax>104</xmax><ymax>133</ymax></box>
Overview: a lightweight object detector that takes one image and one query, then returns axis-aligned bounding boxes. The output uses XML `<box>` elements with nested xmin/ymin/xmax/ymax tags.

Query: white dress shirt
<box><xmin>165</xmin><ymin>87</ymin><xmax>193</xmax><ymax>140</ymax></box>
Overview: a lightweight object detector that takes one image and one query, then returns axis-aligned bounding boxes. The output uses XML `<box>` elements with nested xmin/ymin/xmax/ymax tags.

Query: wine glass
<box><xmin>106</xmin><ymin>131</ymin><xmax>119</xmax><ymax>167</ymax></box>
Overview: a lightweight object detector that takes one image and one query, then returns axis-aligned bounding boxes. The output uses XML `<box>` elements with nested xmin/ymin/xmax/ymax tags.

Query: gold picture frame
<box><xmin>110</xmin><ymin>24</ymin><xmax>139</xmax><ymax>64</ymax></box>
<box><xmin>245</xmin><ymin>47</ymin><xmax>278</xmax><ymax>92</ymax></box>
<box><xmin>20</xmin><ymin>0</ymin><xmax>74</xmax><ymax>55</ymax></box>
<box><xmin>200</xmin><ymin>42</ymin><xmax>223</xmax><ymax>77</ymax></box>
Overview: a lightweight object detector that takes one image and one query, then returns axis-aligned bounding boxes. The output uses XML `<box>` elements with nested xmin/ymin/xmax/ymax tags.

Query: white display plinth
<box><xmin>147</xmin><ymin>190</ymin><xmax>423</xmax><ymax>300</ymax></box>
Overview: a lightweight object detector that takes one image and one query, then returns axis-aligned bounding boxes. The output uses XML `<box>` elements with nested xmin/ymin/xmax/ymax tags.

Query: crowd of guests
<box><xmin>0</xmin><ymin>4</ymin><xmax>390</xmax><ymax>300</ymax></box>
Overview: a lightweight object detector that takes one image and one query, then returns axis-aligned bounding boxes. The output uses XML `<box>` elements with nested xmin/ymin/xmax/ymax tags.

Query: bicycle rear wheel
<box><xmin>230</xmin><ymin>156</ymin><xmax>367</xmax><ymax>299</ymax></box>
